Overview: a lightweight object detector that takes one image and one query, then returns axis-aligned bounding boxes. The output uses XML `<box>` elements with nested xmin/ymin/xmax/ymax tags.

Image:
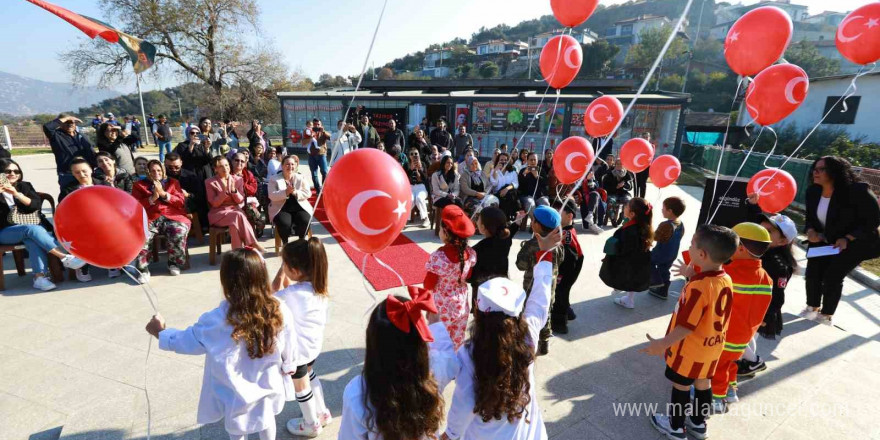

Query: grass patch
<box><xmin>11</xmin><ymin>148</ymin><xmax>52</xmax><ymax>156</ymax></box>
<box><xmin>860</xmin><ymin>258</ymin><xmax>880</xmax><ymax>277</ymax></box>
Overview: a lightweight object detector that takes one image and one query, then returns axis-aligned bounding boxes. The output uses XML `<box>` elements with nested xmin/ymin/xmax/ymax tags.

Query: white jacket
<box><xmin>489</xmin><ymin>169</ymin><xmax>519</xmax><ymax>194</ymax></box>
<box><xmin>275</xmin><ymin>281</ymin><xmax>328</xmax><ymax>365</ymax></box>
<box><xmin>443</xmin><ymin>261</ymin><xmax>553</xmax><ymax>440</ymax></box>
<box><xmin>330</xmin><ymin>129</ymin><xmax>363</xmax><ymax>165</ymax></box>
<box><xmin>158</xmin><ymin>301</ymin><xmax>297</xmax><ymax>435</ymax></box>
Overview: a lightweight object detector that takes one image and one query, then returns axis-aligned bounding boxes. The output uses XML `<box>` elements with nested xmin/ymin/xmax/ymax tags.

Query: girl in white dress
<box><xmin>339</xmin><ymin>287</ymin><xmax>445</xmax><ymax>440</ymax></box>
<box><xmin>441</xmin><ymin>229</ymin><xmax>561</xmax><ymax>440</ymax></box>
<box><xmin>273</xmin><ymin>238</ymin><xmax>331</xmax><ymax>438</ymax></box>
<box><xmin>145</xmin><ymin>249</ymin><xmax>297</xmax><ymax>440</ymax></box>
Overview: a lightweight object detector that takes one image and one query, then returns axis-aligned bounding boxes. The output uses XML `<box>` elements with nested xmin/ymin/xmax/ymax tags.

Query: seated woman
<box><xmin>267</xmin><ymin>146</ymin><xmax>283</xmax><ymax>177</ymax></box>
<box><xmin>268</xmin><ymin>155</ymin><xmax>313</xmax><ymax>243</ymax></box>
<box><xmin>59</xmin><ymin>157</ymin><xmax>110</xmax><ymax>282</ymax></box>
<box><xmin>0</xmin><ymin>159</ymin><xmax>86</xmax><ymax>291</ymax></box>
<box><xmin>430</xmin><ymin>155</ymin><xmax>461</xmax><ymax>210</ymax></box>
<box><xmin>488</xmin><ymin>152</ymin><xmax>520</xmax><ymax>221</ymax></box>
<box><xmin>133</xmin><ymin>156</ymin><xmax>149</xmax><ymax>181</ymax></box>
<box><xmin>131</xmin><ymin>160</ymin><xmax>191</xmax><ymax>282</ymax></box>
<box><xmin>230</xmin><ymin>152</ymin><xmax>264</xmax><ymax>237</ymax></box>
<box><xmin>95</xmin><ymin>151</ymin><xmax>133</xmax><ymax>193</ymax></box>
<box><xmin>96</xmin><ymin>122</ymin><xmax>136</xmax><ymax>175</ymax></box>
<box><xmin>205</xmin><ymin>156</ymin><xmax>265</xmax><ymax>252</ymax></box>
<box><xmin>406</xmin><ymin>149</ymin><xmax>430</xmax><ymax>228</ymax></box>
<box><xmin>518</xmin><ymin>152</ymin><xmax>550</xmax><ymax>216</ymax></box>
<box><xmin>460</xmin><ymin>156</ymin><xmax>489</xmax><ymax>218</ymax></box>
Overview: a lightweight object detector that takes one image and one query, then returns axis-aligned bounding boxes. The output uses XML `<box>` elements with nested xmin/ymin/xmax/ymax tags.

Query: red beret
<box><xmin>441</xmin><ymin>205</ymin><xmax>475</xmax><ymax>238</ymax></box>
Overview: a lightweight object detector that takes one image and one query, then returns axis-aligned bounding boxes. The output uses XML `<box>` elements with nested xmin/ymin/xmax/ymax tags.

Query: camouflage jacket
<box><xmin>516</xmin><ymin>236</ymin><xmax>564</xmax><ymax>294</ymax></box>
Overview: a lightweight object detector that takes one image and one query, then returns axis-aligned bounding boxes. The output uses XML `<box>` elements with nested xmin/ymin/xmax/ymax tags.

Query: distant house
<box><xmin>527</xmin><ymin>29</ymin><xmax>599</xmax><ymax>55</ymax></box>
<box><xmin>422</xmin><ymin>48</ymin><xmax>454</xmax><ymax>78</ymax></box>
<box><xmin>715</xmin><ymin>0</ymin><xmax>810</xmax><ymax>25</ymax></box>
<box><xmin>813</xmin><ymin>40</ymin><xmax>863</xmax><ymax>75</ymax></box>
<box><xmin>604</xmin><ymin>15</ymin><xmax>688</xmax><ymax>64</ymax></box>
<box><xmin>710</xmin><ymin>19</ymin><xmax>837</xmax><ymax>43</ymax></box>
<box><xmin>471</xmin><ymin>40</ymin><xmax>528</xmax><ymax>57</ymax></box>
<box><xmin>803</xmin><ymin>10</ymin><xmax>848</xmax><ymax>27</ymax></box>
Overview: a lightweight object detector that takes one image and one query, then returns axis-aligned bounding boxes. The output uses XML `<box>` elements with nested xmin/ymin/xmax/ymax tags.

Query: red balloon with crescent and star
<box><xmin>322</xmin><ymin>148</ymin><xmax>411</xmax><ymax>254</ymax></box>
<box><xmin>539</xmin><ymin>35</ymin><xmax>583</xmax><ymax>90</ymax></box>
<box><xmin>724</xmin><ymin>6</ymin><xmax>793</xmax><ymax>77</ymax></box>
<box><xmin>745</xmin><ymin>63</ymin><xmax>809</xmax><ymax>127</ymax></box>
<box><xmin>583</xmin><ymin>96</ymin><xmax>624</xmax><ymax>138</ymax></box>
<box><xmin>649</xmin><ymin>155</ymin><xmax>681</xmax><ymax>189</ymax></box>
<box><xmin>619</xmin><ymin>138</ymin><xmax>654</xmax><ymax>173</ymax></box>
<box><xmin>553</xmin><ymin>136</ymin><xmax>595</xmax><ymax>184</ymax></box>
<box><xmin>550</xmin><ymin>0</ymin><xmax>600</xmax><ymax>28</ymax></box>
<box><xmin>55</xmin><ymin>186</ymin><xmax>148</xmax><ymax>269</ymax></box>
<box><xmin>747</xmin><ymin>168</ymin><xmax>797</xmax><ymax>213</ymax></box>
<box><xmin>835</xmin><ymin>3</ymin><xmax>880</xmax><ymax>66</ymax></box>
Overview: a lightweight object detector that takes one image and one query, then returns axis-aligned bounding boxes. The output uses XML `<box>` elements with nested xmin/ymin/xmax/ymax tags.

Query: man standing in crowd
<box><xmin>634</xmin><ymin>132</ymin><xmax>652</xmax><ymax>199</ymax></box>
<box><xmin>430</xmin><ymin>118</ymin><xmax>453</xmax><ymax>153</ymax></box>
<box><xmin>105</xmin><ymin>113</ymin><xmax>118</xmax><ymax>126</ymax></box>
<box><xmin>453</xmin><ymin>124</ymin><xmax>473</xmax><ymax>160</ymax></box>
<box><xmin>43</xmin><ymin>114</ymin><xmax>97</xmax><ymax>188</ymax></box>
<box><xmin>357</xmin><ymin>114</ymin><xmax>380</xmax><ymax>149</ymax></box>
<box><xmin>146</xmin><ymin>113</ymin><xmax>157</xmax><ymax>145</ymax></box>
<box><xmin>153</xmin><ymin>114</ymin><xmax>174</xmax><ymax>162</ymax></box>
<box><xmin>308</xmin><ymin>118</ymin><xmax>331</xmax><ymax>194</ymax></box>
<box><xmin>131</xmin><ymin>116</ymin><xmax>142</xmax><ymax>152</ymax></box>
<box><xmin>165</xmin><ymin>152</ymin><xmax>207</xmax><ymax>233</ymax></box>
<box><xmin>384</xmin><ymin>119</ymin><xmax>406</xmax><ymax>154</ymax></box>
<box><xmin>91</xmin><ymin>114</ymin><xmax>104</xmax><ymax>131</ymax></box>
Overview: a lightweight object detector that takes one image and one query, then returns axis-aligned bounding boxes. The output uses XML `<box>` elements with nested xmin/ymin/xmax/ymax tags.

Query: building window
<box><xmin>822</xmin><ymin>96</ymin><xmax>860</xmax><ymax>125</ymax></box>
<box><xmin>622</xmin><ymin>24</ymin><xmax>633</xmax><ymax>35</ymax></box>
<box><xmin>605</xmin><ymin>27</ymin><xmax>617</xmax><ymax>36</ymax></box>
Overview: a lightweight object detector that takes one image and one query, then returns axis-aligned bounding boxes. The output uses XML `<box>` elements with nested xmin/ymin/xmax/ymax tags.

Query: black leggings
<box><xmin>495</xmin><ymin>190</ymin><xmax>520</xmax><ymax>221</ymax></box>
<box><xmin>805</xmin><ymin>240</ymin><xmax>878</xmax><ymax>315</ymax></box>
<box><xmin>274</xmin><ymin>203</ymin><xmax>311</xmax><ymax>243</ymax></box>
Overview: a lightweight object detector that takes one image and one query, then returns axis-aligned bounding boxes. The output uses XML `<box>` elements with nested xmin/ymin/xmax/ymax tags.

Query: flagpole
<box><xmin>136</xmin><ymin>73</ymin><xmax>148</xmax><ymax>146</ymax></box>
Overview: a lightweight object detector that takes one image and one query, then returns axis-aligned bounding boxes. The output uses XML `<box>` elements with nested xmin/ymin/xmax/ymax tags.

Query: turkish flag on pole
<box><xmin>25</xmin><ymin>0</ymin><xmax>119</xmax><ymax>42</ymax></box>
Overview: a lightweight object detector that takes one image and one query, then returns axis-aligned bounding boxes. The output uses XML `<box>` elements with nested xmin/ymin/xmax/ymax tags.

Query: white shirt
<box><xmin>513</xmin><ymin>160</ymin><xmax>526</xmax><ymax>172</ymax></box>
<box><xmin>489</xmin><ymin>169</ymin><xmax>519</xmax><ymax>194</ymax></box>
<box><xmin>158</xmin><ymin>301</ymin><xmax>297</xmax><ymax>435</ymax></box>
<box><xmin>444</xmin><ymin>261</ymin><xmax>553</xmax><ymax>440</ymax></box>
<box><xmin>275</xmin><ymin>281</ymin><xmax>328</xmax><ymax>365</ymax></box>
<box><xmin>330</xmin><ymin>129</ymin><xmax>363</xmax><ymax>165</ymax></box>
<box><xmin>3</xmin><ymin>193</ymin><xmax>15</xmax><ymax>208</ymax></box>
<box><xmin>817</xmin><ymin>196</ymin><xmax>830</xmax><ymax>228</ymax></box>
<box><xmin>267</xmin><ymin>159</ymin><xmax>282</xmax><ymax>177</ymax></box>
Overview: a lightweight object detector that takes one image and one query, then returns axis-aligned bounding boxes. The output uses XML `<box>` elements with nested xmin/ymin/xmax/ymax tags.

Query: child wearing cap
<box><xmin>642</xmin><ymin>224</ymin><xmax>739</xmax><ymax>440</ymax></box>
<box><xmin>551</xmin><ymin>200</ymin><xmax>584</xmax><ymax>335</ymax></box>
<box><xmin>515</xmin><ymin>205</ymin><xmax>564</xmax><ymax>356</ymax></box>
<box><xmin>424</xmin><ymin>205</ymin><xmax>477</xmax><ymax>349</ymax></box>
<box><xmin>601</xmin><ymin>197</ymin><xmax>653</xmax><ymax>309</ymax></box>
<box><xmin>442</xmin><ymin>229</ymin><xmax>562</xmax><ymax>440</ymax></box>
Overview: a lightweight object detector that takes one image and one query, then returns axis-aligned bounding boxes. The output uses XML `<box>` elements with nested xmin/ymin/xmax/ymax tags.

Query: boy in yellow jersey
<box><xmin>711</xmin><ymin>222</ymin><xmax>773</xmax><ymax>411</ymax></box>
<box><xmin>641</xmin><ymin>224</ymin><xmax>738</xmax><ymax>440</ymax></box>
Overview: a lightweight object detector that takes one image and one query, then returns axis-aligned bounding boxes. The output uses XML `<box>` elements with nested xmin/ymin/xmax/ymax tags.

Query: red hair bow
<box><xmin>385</xmin><ymin>286</ymin><xmax>438</xmax><ymax>342</ymax></box>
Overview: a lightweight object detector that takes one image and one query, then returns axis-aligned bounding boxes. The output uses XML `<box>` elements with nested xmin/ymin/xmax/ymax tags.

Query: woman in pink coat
<box><xmin>205</xmin><ymin>156</ymin><xmax>266</xmax><ymax>252</ymax></box>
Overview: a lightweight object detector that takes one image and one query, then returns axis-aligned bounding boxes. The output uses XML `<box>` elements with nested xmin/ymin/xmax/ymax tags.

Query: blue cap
<box><xmin>533</xmin><ymin>205</ymin><xmax>560</xmax><ymax>229</ymax></box>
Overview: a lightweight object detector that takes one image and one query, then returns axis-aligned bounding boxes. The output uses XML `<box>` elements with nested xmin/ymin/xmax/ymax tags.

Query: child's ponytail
<box><xmin>281</xmin><ymin>237</ymin><xmax>329</xmax><ymax>296</ymax></box>
<box><xmin>629</xmin><ymin>197</ymin><xmax>654</xmax><ymax>251</ymax></box>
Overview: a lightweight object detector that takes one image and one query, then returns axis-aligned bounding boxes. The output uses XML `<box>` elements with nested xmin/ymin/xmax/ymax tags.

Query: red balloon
<box><xmin>835</xmin><ymin>3</ymin><xmax>880</xmax><ymax>65</ymax></box>
<box><xmin>583</xmin><ymin>96</ymin><xmax>623</xmax><ymax>138</ymax></box>
<box><xmin>649</xmin><ymin>155</ymin><xmax>682</xmax><ymax>189</ymax></box>
<box><xmin>724</xmin><ymin>6</ymin><xmax>792</xmax><ymax>76</ymax></box>
<box><xmin>55</xmin><ymin>186</ymin><xmax>147</xmax><ymax>269</ymax></box>
<box><xmin>619</xmin><ymin>138</ymin><xmax>654</xmax><ymax>173</ymax></box>
<box><xmin>322</xmin><ymin>149</ymin><xmax>411</xmax><ymax>254</ymax></box>
<box><xmin>745</xmin><ymin>63</ymin><xmax>809</xmax><ymax>126</ymax></box>
<box><xmin>553</xmin><ymin>136</ymin><xmax>595</xmax><ymax>184</ymax></box>
<box><xmin>540</xmin><ymin>35</ymin><xmax>582</xmax><ymax>90</ymax></box>
<box><xmin>747</xmin><ymin>168</ymin><xmax>797</xmax><ymax>213</ymax></box>
<box><xmin>550</xmin><ymin>0</ymin><xmax>599</xmax><ymax>28</ymax></box>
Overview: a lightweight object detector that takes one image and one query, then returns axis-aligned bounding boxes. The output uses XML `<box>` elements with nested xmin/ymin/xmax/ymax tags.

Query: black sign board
<box><xmin>698</xmin><ymin>177</ymin><xmax>750</xmax><ymax>228</ymax></box>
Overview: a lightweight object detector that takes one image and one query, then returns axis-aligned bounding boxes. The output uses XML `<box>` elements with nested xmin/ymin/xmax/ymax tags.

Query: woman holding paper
<box><xmin>269</xmin><ymin>155</ymin><xmax>313</xmax><ymax>244</ymax></box>
<box><xmin>803</xmin><ymin>156</ymin><xmax>880</xmax><ymax>325</ymax></box>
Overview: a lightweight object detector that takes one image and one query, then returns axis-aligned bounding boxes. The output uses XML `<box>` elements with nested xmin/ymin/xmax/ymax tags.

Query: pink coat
<box><xmin>205</xmin><ymin>175</ymin><xmax>246</xmax><ymax>226</ymax></box>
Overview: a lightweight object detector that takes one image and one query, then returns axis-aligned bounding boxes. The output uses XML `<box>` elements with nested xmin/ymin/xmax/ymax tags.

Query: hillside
<box><xmin>0</xmin><ymin>71</ymin><xmax>121</xmax><ymax>117</ymax></box>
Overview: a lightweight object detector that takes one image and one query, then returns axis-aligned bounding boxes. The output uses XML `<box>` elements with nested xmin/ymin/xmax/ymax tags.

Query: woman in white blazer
<box><xmin>268</xmin><ymin>155</ymin><xmax>313</xmax><ymax>243</ymax></box>
<box><xmin>430</xmin><ymin>155</ymin><xmax>462</xmax><ymax>210</ymax></box>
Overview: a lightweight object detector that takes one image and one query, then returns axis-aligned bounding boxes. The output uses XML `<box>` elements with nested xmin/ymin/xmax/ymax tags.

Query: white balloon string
<box><xmin>707</xmin><ymin>126</ymin><xmax>764</xmax><ymax>224</ymax></box>
<box><xmin>555</xmin><ymin>0</ymin><xmax>695</xmax><ymax>211</ymax></box>
<box><xmin>705</xmin><ymin>75</ymin><xmax>746</xmax><ymax>223</ymax></box>
<box><xmin>840</xmin><ymin>63</ymin><xmax>875</xmax><ymax>112</ymax></box>
<box><xmin>120</xmin><ymin>264</ymin><xmax>158</xmax><ymax>440</ymax></box>
<box><xmin>372</xmin><ymin>253</ymin><xmax>407</xmax><ymax>290</ymax></box>
<box><xmin>760</xmin><ymin>125</ymin><xmax>779</xmax><ymax>169</ymax></box>
<box><xmin>754</xmin><ymin>63</ymin><xmax>877</xmax><ymax>193</ymax></box>
<box><xmin>532</xmin><ymin>89</ymin><xmax>563</xmax><ymax>202</ymax></box>
<box><xmin>360</xmin><ymin>253</ymin><xmax>378</xmax><ymax>319</ymax></box>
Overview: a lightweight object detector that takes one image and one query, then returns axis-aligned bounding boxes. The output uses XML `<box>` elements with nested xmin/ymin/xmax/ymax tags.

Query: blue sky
<box><xmin>0</xmin><ymin>0</ymin><xmax>865</xmax><ymax>94</ymax></box>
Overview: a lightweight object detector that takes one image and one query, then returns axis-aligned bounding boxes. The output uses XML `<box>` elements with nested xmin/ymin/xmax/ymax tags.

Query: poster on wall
<box><xmin>490</xmin><ymin>110</ymin><xmax>508</xmax><ymax>131</ymax></box>
<box><xmin>352</xmin><ymin>107</ymin><xmax>407</xmax><ymax>138</ymax></box>
<box><xmin>455</xmin><ymin>107</ymin><xmax>469</xmax><ymax>130</ymax></box>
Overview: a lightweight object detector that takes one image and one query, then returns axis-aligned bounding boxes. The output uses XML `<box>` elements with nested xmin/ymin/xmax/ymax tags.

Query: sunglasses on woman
<box><xmin>4</xmin><ymin>169</ymin><xmax>21</xmax><ymax>175</ymax></box>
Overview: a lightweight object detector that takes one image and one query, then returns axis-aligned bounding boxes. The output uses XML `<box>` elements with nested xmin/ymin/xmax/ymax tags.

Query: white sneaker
<box><xmin>319</xmin><ymin>411</ymin><xmax>333</xmax><ymax>427</ymax></box>
<box><xmin>712</xmin><ymin>398</ymin><xmax>728</xmax><ymax>414</ymax></box>
<box><xmin>286</xmin><ymin>418</ymin><xmax>322</xmax><ymax>438</ymax></box>
<box><xmin>33</xmin><ymin>276</ymin><xmax>57</xmax><ymax>291</ymax></box>
<box><xmin>421</xmin><ymin>218</ymin><xmax>430</xmax><ymax>228</ymax></box>
<box><xmin>588</xmin><ymin>223</ymin><xmax>603</xmax><ymax>234</ymax></box>
<box><xmin>685</xmin><ymin>417</ymin><xmax>708</xmax><ymax>439</ymax></box>
<box><xmin>815</xmin><ymin>314</ymin><xmax>833</xmax><ymax>326</ymax></box>
<box><xmin>60</xmin><ymin>254</ymin><xmax>86</xmax><ymax>270</ymax></box>
<box><xmin>75</xmin><ymin>268</ymin><xmax>92</xmax><ymax>283</ymax></box>
<box><xmin>649</xmin><ymin>414</ymin><xmax>686</xmax><ymax>440</ymax></box>
<box><xmin>613</xmin><ymin>295</ymin><xmax>635</xmax><ymax>309</ymax></box>
<box><xmin>168</xmin><ymin>265</ymin><xmax>181</xmax><ymax>276</ymax></box>
<box><xmin>726</xmin><ymin>386</ymin><xmax>739</xmax><ymax>403</ymax></box>
<box><xmin>107</xmin><ymin>268</ymin><xmax>121</xmax><ymax>278</ymax></box>
<box><xmin>137</xmin><ymin>271</ymin><xmax>150</xmax><ymax>285</ymax></box>
<box><xmin>799</xmin><ymin>306</ymin><xmax>819</xmax><ymax>320</ymax></box>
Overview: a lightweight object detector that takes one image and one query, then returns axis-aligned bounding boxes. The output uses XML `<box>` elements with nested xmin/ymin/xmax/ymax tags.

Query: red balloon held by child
<box><xmin>54</xmin><ymin>186</ymin><xmax>148</xmax><ymax>269</ymax></box>
<box><xmin>550</xmin><ymin>0</ymin><xmax>600</xmax><ymax>28</ymax></box>
<box><xmin>553</xmin><ymin>136</ymin><xmax>595</xmax><ymax>184</ymax></box>
<box><xmin>619</xmin><ymin>138</ymin><xmax>654</xmax><ymax>173</ymax></box>
<box><xmin>745</xmin><ymin>63</ymin><xmax>809</xmax><ymax>127</ymax></box>
<box><xmin>724</xmin><ymin>6</ymin><xmax>793</xmax><ymax>77</ymax></box>
<box><xmin>649</xmin><ymin>155</ymin><xmax>681</xmax><ymax>189</ymax></box>
<box><xmin>539</xmin><ymin>35</ymin><xmax>583</xmax><ymax>90</ymax></box>
<box><xmin>583</xmin><ymin>96</ymin><xmax>624</xmax><ymax>138</ymax></box>
<box><xmin>747</xmin><ymin>168</ymin><xmax>797</xmax><ymax>213</ymax></box>
<box><xmin>322</xmin><ymin>148</ymin><xmax>411</xmax><ymax>254</ymax></box>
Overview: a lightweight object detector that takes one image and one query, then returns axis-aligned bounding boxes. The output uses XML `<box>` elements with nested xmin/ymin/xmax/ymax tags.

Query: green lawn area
<box><xmin>11</xmin><ymin>148</ymin><xmax>52</xmax><ymax>156</ymax></box>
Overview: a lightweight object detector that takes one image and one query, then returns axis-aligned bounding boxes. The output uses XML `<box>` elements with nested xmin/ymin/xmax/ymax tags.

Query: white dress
<box><xmin>158</xmin><ymin>301</ymin><xmax>298</xmax><ymax>435</ymax></box>
<box><xmin>443</xmin><ymin>261</ymin><xmax>553</xmax><ymax>440</ymax></box>
<box><xmin>275</xmin><ymin>281</ymin><xmax>329</xmax><ymax>366</ymax></box>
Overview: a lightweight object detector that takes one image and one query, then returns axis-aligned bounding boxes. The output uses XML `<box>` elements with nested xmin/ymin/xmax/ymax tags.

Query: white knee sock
<box><xmin>296</xmin><ymin>385</ymin><xmax>319</xmax><ymax>426</ymax></box>
<box><xmin>258</xmin><ymin>423</ymin><xmax>276</xmax><ymax>440</ymax></box>
<box><xmin>742</xmin><ymin>336</ymin><xmax>758</xmax><ymax>362</ymax></box>
<box><xmin>309</xmin><ymin>369</ymin><xmax>329</xmax><ymax>417</ymax></box>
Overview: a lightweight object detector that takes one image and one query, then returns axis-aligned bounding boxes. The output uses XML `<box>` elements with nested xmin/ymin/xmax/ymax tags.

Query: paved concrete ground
<box><xmin>1</xmin><ymin>153</ymin><xmax>878</xmax><ymax>440</ymax></box>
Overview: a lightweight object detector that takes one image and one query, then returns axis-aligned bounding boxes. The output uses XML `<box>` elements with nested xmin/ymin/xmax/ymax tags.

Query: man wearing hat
<box><xmin>105</xmin><ymin>112</ymin><xmax>118</xmax><ymax>126</ymax></box>
<box><xmin>711</xmin><ymin>222</ymin><xmax>774</xmax><ymax>411</ymax></box>
<box><xmin>515</xmin><ymin>205</ymin><xmax>564</xmax><ymax>355</ymax></box>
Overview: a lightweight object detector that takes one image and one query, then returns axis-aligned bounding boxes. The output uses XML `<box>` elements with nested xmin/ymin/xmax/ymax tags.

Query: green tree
<box><xmin>784</xmin><ymin>41</ymin><xmax>840</xmax><ymax>78</ymax></box>
<box><xmin>377</xmin><ymin>68</ymin><xmax>395</xmax><ymax>80</ymax></box>
<box><xmin>479</xmin><ymin>61</ymin><xmax>500</xmax><ymax>79</ymax></box>
<box><xmin>579</xmin><ymin>40</ymin><xmax>620</xmax><ymax>78</ymax></box>
<box><xmin>625</xmin><ymin>26</ymin><xmax>689</xmax><ymax>72</ymax></box>
<box><xmin>456</xmin><ymin>63</ymin><xmax>475</xmax><ymax>79</ymax></box>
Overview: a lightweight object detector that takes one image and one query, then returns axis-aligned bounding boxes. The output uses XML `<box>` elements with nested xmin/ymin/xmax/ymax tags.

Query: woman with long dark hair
<box><xmin>95</xmin><ymin>122</ymin><xmax>136</xmax><ymax>175</ymax></box>
<box><xmin>442</xmin><ymin>229</ymin><xmax>561</xmax><ymax>440</ymax></box>
<box><xmin>339</xmin><ymin>291</ymin><xmax>445</xmax><ymax>440</ymax></box>
<box><xmin>430</xmin><ymin>155</ymin><xmax>462</xmax><ymax>210</ymax></box>
<box><xmin>802</xmin><ymin>156</ymin><xmax>880</xmax><ymax>325</ymax></box>
<box><xmin>488</xmin><ymin>152</ymin><xmax>520</xmax><ymax>221</ymax></box>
